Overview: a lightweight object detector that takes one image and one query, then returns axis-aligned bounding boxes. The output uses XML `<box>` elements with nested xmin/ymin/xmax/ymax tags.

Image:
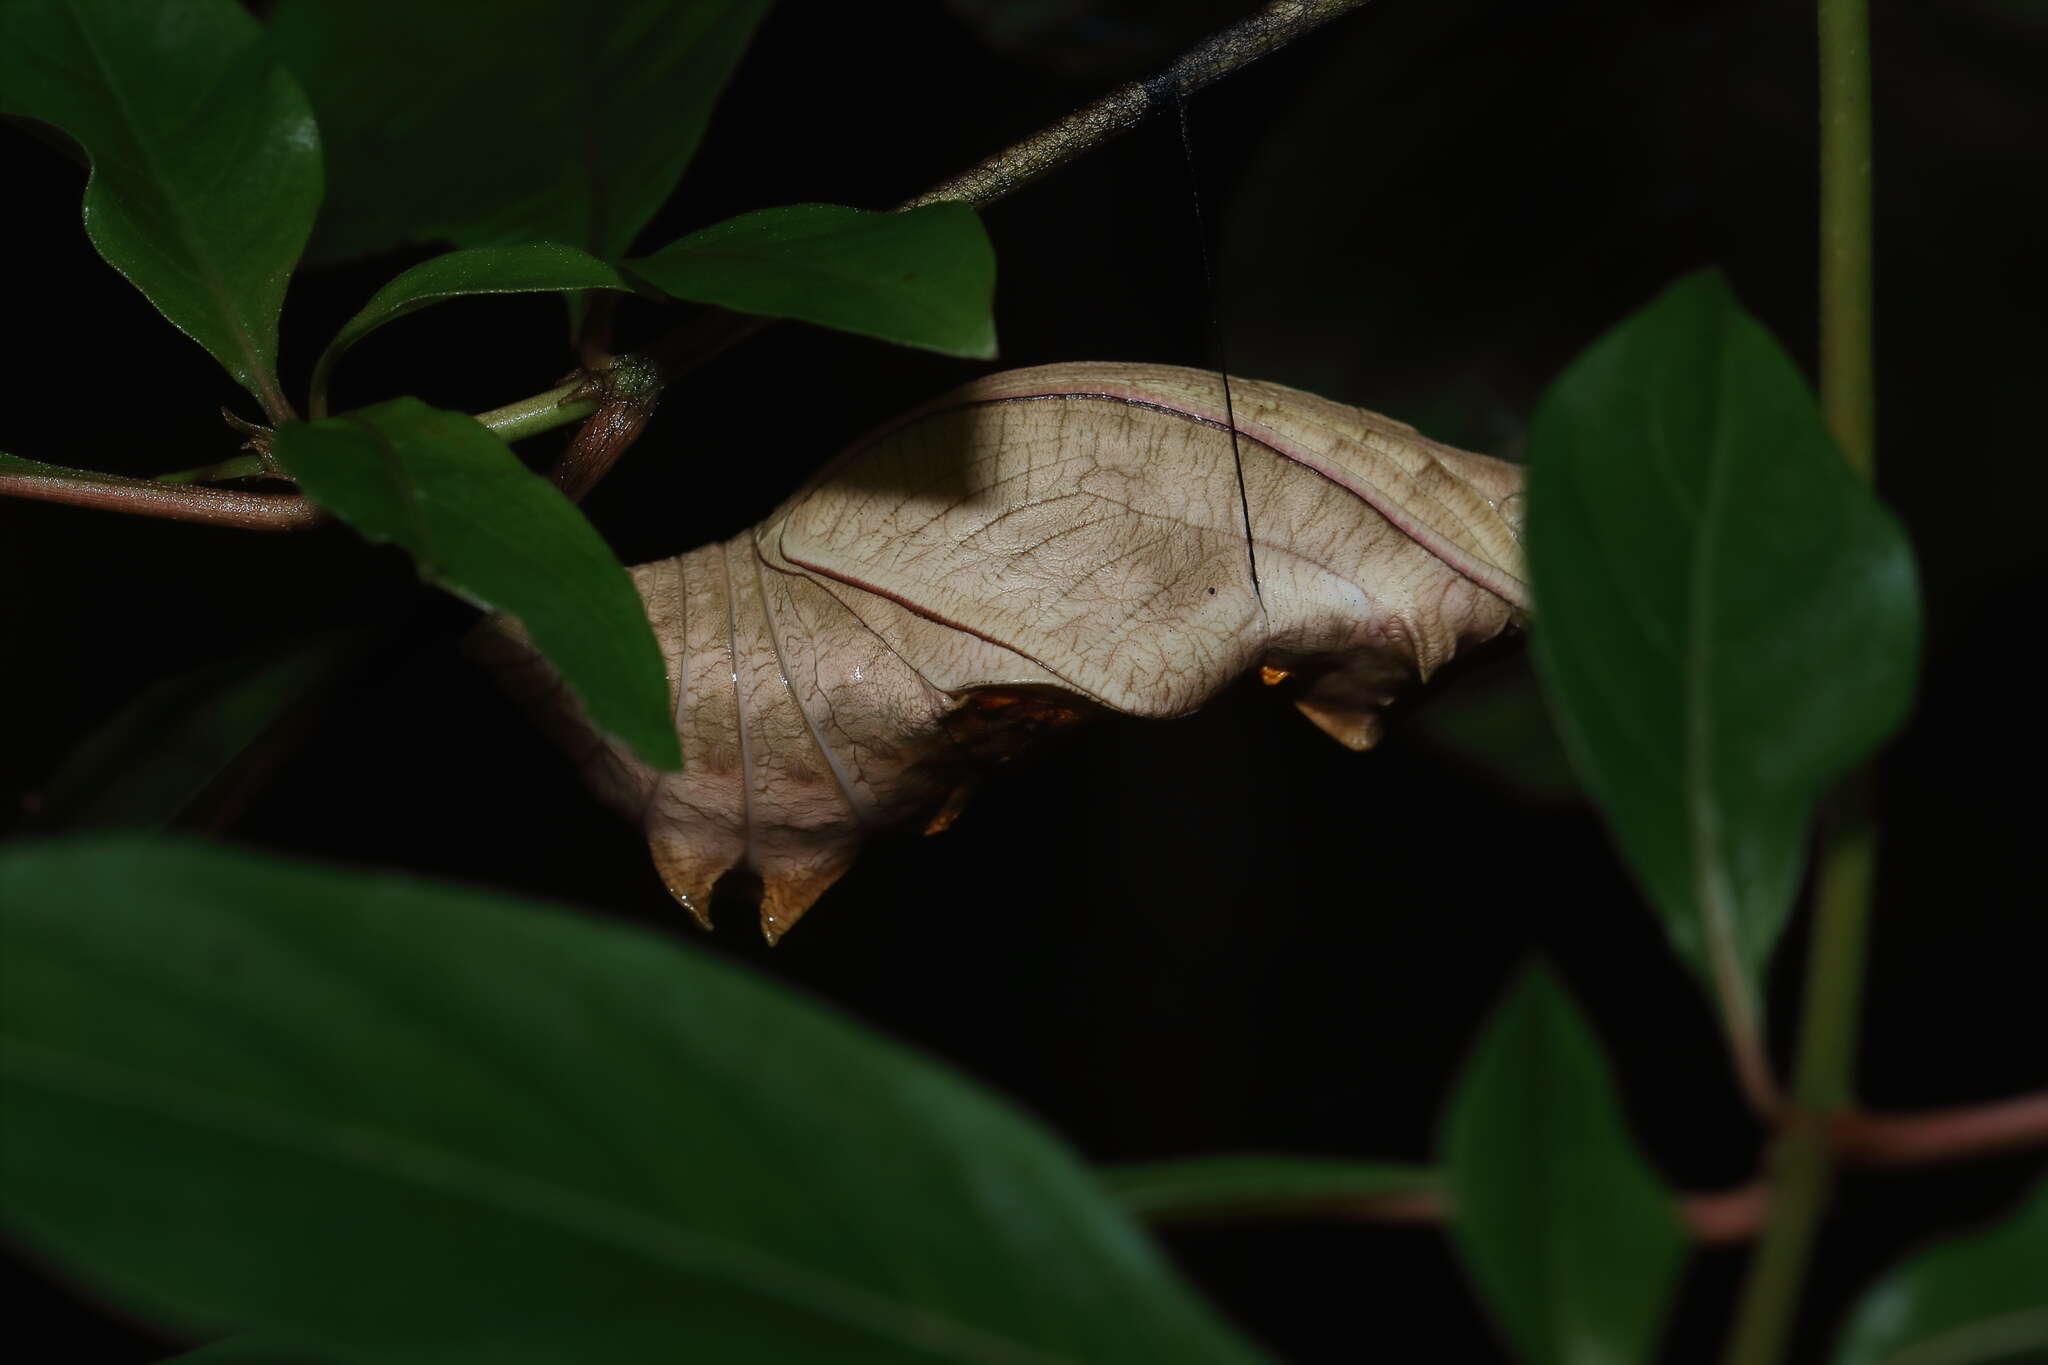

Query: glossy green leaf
<box><xmin>1441</xmin><ymin>964</ymin><xmax>1687</xmax><ymax>1365</ymax></box>
<box><xmin>0</xmin><ymin>0</ymin><xmax>320</xmax><ymax>414</ymax></box>
<box><xmin>0</xmin><ymin>837</ymin><xmax>1271</xmax><ymax>1364</ymax></box>
<box><xmin>1526</xmin><ymin>271</ymin><xmax>1919</xmax><ymax>1034</ymax></box>
<box><xmin>36</xmin><ymin>632</ymin><xmax>370</xmax><ymax>830</ymax></box>
<box><xmin>311</xmin><ymin>244</ymin><xmax>633</xmax><ymax>416</ymax></box>
<box><xmin>269</xmin><ymin>0</ymin><xmax>771</xmax><ymax>262</ymax></box>
<box><xmin>1836</xmin><ymin>1178</ymin><xmax>2048</xmax><ymax>1365</ymax></box>
<box><xmin>270</xmin><ymin>400</ymin><xmax>679</xmax><ymax>770</ymax></box>
<box><xmin>1103</xmin><ymin>1156</ymin><xmax>1439</xmax><ymax>1223</ymax></box>
<box><xmin>628</xmin><ymin>203</ymin><xmax>999</xmax><ymax>359</ymax></box>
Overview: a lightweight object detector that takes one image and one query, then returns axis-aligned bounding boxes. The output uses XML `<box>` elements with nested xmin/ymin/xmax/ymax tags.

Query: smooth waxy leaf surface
<box><xmin>270</xmin><ymin>400</ymin><xmax>679</xmax><ymax>770</ymax></box>
<box><xmin>1835</xmin><ymin>1179</ymin><xmax>2048</xmax><ymax>1365</ymax></box>
<box><xmin>0</xmin><ymin>837</ymin><xmax>1272</xmax><ymax>1364</ymax></box>
<box><xmin>0</xmin><ymin>0</ymin><xmax>319</xmax><ymax>413</ymax></box>
<box><xmin>1526</xmin><ymin>271</ymin><xmax>1919</xmax><ymax>1032</ymax></box>
<box><xmin>1441</xmin><ymin>965</ymin><xmax>1687</xmax><ymax>1365</ymax></box>
<box><xmin>1103</xmin><ymin>1156</ymin><xmax>1439</xmax><ymax>1223</ymax></box>
<box><xmin>269</xmin><ymin>0</ymin><xmax>771</xmax><ymax>262</ymax></box>
<box><xmin>311</xmin><ymin>243</ymin><xmax>633</xmax><ymax>415</ymax></box>
<box><xmin>36</xmin><ymin>632</ymin><xmax>370</xmax><ymax>830</ymax></box>
<box><xmin>628</xmin><ymin>203</ymin><xmax>999</xmax><ymax>359</ymax></box>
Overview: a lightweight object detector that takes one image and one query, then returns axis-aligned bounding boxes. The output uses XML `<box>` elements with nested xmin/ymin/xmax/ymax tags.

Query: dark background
<box><xmin>4</xmin><ymin>0</ymin><xmax>2044</xmax><ymax>1360</ymax></box>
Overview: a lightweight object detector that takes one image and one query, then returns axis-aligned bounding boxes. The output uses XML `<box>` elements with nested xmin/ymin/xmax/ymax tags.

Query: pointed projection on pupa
<box><xmin>474</xmin><ymin>362</ymin><xmax>1527</xmax><ymax>942</ymax></box>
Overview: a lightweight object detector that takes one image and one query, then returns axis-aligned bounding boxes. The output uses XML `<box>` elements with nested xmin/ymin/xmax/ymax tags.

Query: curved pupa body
<box><xmin>476</xmin><ymin>363</ymin><xmax>1527</xmax><ymax>941</ymax></box>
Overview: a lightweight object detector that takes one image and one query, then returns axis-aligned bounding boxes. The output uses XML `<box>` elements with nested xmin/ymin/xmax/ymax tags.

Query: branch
<box><xmin>554</xmin><ymin>0</ymin><xmax>1376</xmax><ymax>499</ymax></box>
<box><xmin>1685</xmin><ymin>1181</ymin><xmax>1773</xmax><ymax>1246</ymax></box>
<box><xmin>0</xmin><ymin>462</ymin><xmax>320</xmax><ymax>532</ymax></box>
<box><xmin>1131</xmin><ymin>1177</ymin><xmax>1771</xmax><ymax>1244</ymax></box>
<box><xmin>548</xmin><ymin>357</ymin><xmax>663</xmax><ymax>502</ymax></box>
<box><xmin>1</xmin><ymin>381</ymin><xmax>600</xmax><ymax>531</ymax></box>
<box><xmin>1114</xmin><ymin>1089</ymin><xmax>2048</xmax><ymax>1248</ymax></box>
<box><xmin>1833</xmin><ymin>1092</ymin><xmax>2048</xmax><ymax>1167</ymax></box>
<box><xmin>900</xmin><ymin>0</ymin><xmax>1374</xmax><ymax>212</ymax></box>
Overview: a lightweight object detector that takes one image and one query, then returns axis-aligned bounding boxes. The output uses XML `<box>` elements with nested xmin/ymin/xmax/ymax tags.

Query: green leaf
<box><xmin>268</xmin><ymin>0</ymin><xmax>771</xmax><ymax>262</ymax></box>
<box><xmin>0</xmin><ymin>0</ymin><xmax>320</xmax><ymax>414</ymax></box>
<box><xmin>1440</xmin><ymin>964</ymin><xmax>1688</xmax><ymax>1365</ymax></box>
<box><xmin>0</xmin><ymin>836</ymin><xmax>1271</xmax><ymax>1364</ymax></box>
<box><xmin>36</xmin><ymin>632</ymin><xmax>371</xmax><ymax>830</ymax></box>
<box><xmin>159</xmin><ymin>1341</ymin><xmax>334</xmax><ymax>1364</ymax></box>
<box><xmin>311</xmin><ymin>243</ymin><xmax>633</xmax><ymax>417</ymax></box>
<box><xmin>628</xmin><ymin>203</ymin><xmax>999</xmax><ymax>359</ymax></box>
<box><xmin>1525</xmin><ymin>271</ymin><xmax>1920</xmax><ymax>1034</ymax></box>
<box><xmin>1835</xmin><ymin>1179</ymin><xmax>2048</xmax><ymax>1365</ymax></box>
<box><xmin>270</xmin><ymin>400</ymin><xmax>679</xmax><ymax>771</ymax></box>
<box><xmin>1103</xmin><ymin>1156</ymin><xmax>1439</xmax><ymax>1223</ymax></box>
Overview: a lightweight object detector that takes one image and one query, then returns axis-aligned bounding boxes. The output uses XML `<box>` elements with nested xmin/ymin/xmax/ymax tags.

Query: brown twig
<box><xmin>549</xmin><ymin>356</ymin><xmax>664</xmax><ymax>501</ymax></box>
<box><xmin>903</xmin><ymin>0</ymin><xmax>1372</xmax><ymax>213</ymax></box>
<box><xmin>4</xmin><ymin>383</ymin><xmax>600</xmax><ymax>529</ymax></box>
<box><xmin>0</xmin><ymin>465</ymin><xmax>321</xmax><ymax>532</ymax></box>
<box><xmin>552</xmin><ymin>394</ymin><xmax>659</xmax><ymax>503</ymax></box>
<box><xmin>552</xmin><ymin>0</ymin><xmax>1376</xmax><ymax>497</ymax></box>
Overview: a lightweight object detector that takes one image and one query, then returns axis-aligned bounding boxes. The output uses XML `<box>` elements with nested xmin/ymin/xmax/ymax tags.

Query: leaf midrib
<box><xmin>59</xmin><ymin>0</ymin><xmax>276</xmax><ymax>403</ymax></box>
<box><xmin>1679</xmin><ymin>310</ymin><xmax>1755</xmax><ymax>1034</ymax></box>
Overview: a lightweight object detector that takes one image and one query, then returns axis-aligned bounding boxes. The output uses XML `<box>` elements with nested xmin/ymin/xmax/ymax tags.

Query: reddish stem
<box><xmin>1684</xmin><ymin>1181</ymin><xmax>1774</xmax><ymax>1245</ymax></box>
<box><xmin>1145</xmin><ymin>1090</ymin><xmax>2048</xmax><ymax>1244</ymax></box>
<box><xmin>550</xmin><ymin>398</ymin><xmax>655</xmax><ymax>503</ymax></box>
<box><xmin>1181</xmin><ymin>1181</ymin><xmax>1772</xmax><ymax>1243</ymax></box>
<box><xmin>0</xmin><ymin>468</ymin><xmax>321</xmax><ymax>532</ymax></box>
<box><xmin>1832</xmin><ymin>1092</ymin><xmax>2048</xmax><ymax>1166</ymax></box>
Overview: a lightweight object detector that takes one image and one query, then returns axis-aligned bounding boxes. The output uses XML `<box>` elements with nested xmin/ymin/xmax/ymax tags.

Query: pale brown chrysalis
<box><xmin>474</xmin><ymin>363</ymin><xmax>1527</xmax><ymax>942</ymax></box>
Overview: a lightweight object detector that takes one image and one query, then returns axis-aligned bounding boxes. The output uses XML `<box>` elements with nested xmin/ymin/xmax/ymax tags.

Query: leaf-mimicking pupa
<box><xmin>475</xmin><ymin>362</ymin><xmax>1528</xmax><ymax>941</ymax></box>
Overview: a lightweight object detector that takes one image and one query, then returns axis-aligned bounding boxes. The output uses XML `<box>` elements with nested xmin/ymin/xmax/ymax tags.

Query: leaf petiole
<box><xmin>471</xmin><ymin>380</ymin><xmax>600</xmax><ymax>443</ymax></box>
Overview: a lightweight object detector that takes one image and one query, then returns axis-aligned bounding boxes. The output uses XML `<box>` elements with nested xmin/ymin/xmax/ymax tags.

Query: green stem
<box><xmin>1723</xmin><ymin>1121</ymin><xmax>1834</xmax><ymax>1364</ymax></box>
<box><xmin>472</xmin><ymin>381</ymin><xmax>598</xmax><ymax>442</ymax></box>
<box><xmin>1792</xmin><ymin>796</ymin><xmax>1876</xmax><ymax>1118</ymax></box>
<box><xmin>151</xmin><ymin>382</ymin><xmax>594</xmax><ymax>488</ymax></box>
<box><xmin>156</xmin><ymin>453</ymin><xmax>271</xmax><ymax>484</ymax></box>
<box><xmin>1723</xmin><ymin>798</ymin><xmax>1875</xmax><ymax>1365</ymax></box>
<box><xmin>1722</xmin><ymin>1</ymin><xmax>1877</xmax><ymax>1361</ymax></box>
<box><xmin>1818</xmin><ymin>0</ymin><xmax>1876</xmax><ymax>479</ymax></box>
